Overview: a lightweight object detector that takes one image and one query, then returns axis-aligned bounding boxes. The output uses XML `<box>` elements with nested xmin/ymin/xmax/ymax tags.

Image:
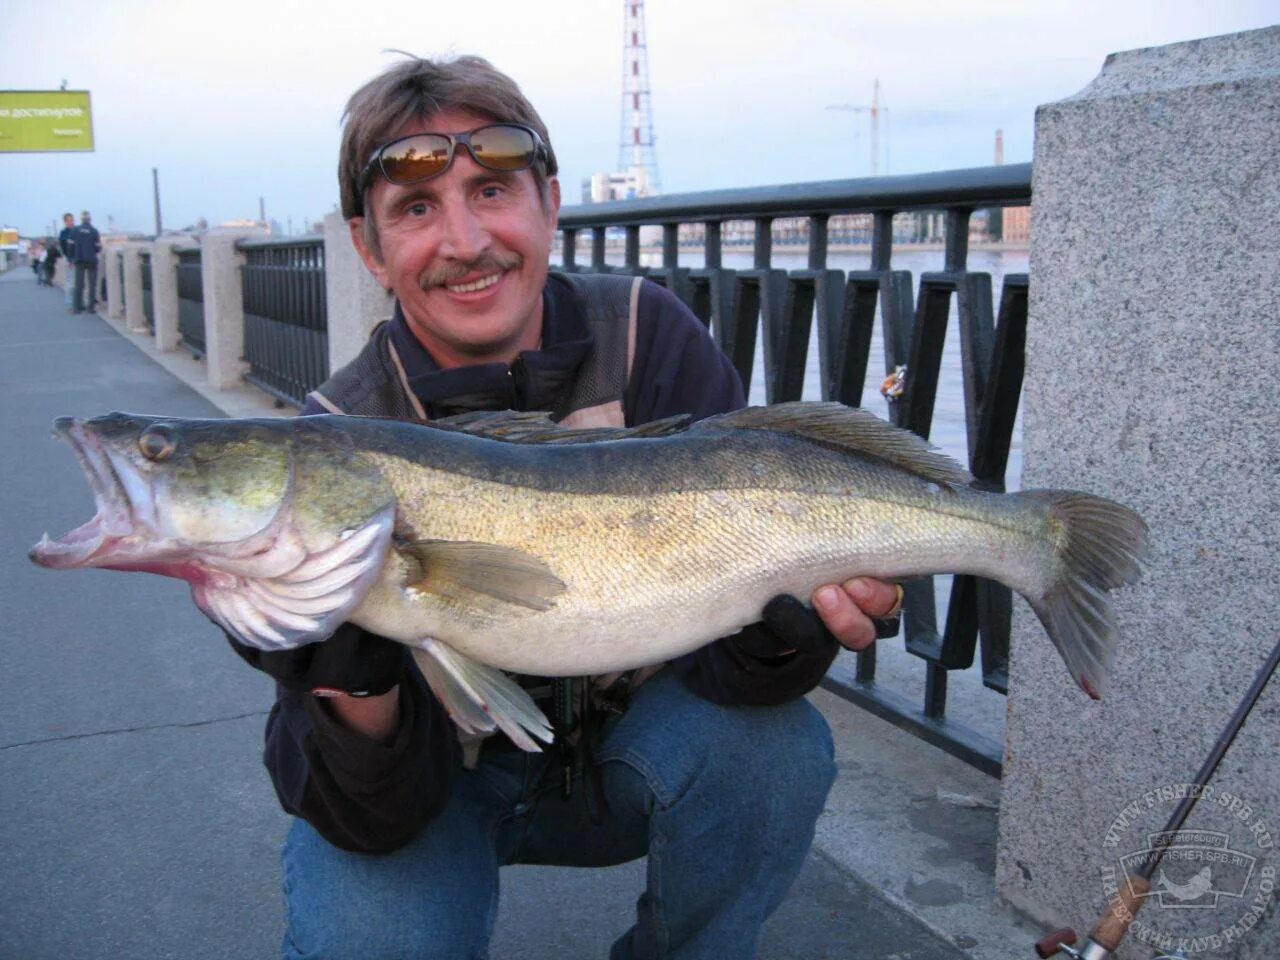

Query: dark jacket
<box><xmin>68</xmin><ymin>223</ymin><xmax>100</xmax><ymax>263</ymax></box>
<box><xmin>263</xmin><ymin>274</ymin><xmax>839</xmax><ymax>853</ymax></box>
<box><xmin>57</xmin><ymin>226</ymin><xmax>75</xmax><ymax>259</ymax></box>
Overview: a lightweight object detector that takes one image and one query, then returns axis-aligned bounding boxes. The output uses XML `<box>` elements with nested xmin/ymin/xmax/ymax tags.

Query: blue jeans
<box><xmin>281</xmin><ymin>670</ymin><xmax>836</xmax><ymax>959</ymax></box>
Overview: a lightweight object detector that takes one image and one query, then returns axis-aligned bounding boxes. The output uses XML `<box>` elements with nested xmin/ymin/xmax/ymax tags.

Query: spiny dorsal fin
<box><xmin>696</xmin><ymin>402</ymin><xmax>973</xmax><ymax>488</ymax></box>
<box><xmin>398</xmin><ymin>539</ymin><xmax>566</xmax><ymax>612</ymax></box>
<box><xmin>433</xmin><ymin>410</ymin><xmax>692</xmax><ymax>445</ymax></box>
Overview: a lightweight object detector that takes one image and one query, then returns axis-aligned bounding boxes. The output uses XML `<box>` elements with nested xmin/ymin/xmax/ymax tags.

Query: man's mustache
<box><xmin>420</xmin><ymin>253</ymin><xmax>523</xmax><ymax>289</ymax></box>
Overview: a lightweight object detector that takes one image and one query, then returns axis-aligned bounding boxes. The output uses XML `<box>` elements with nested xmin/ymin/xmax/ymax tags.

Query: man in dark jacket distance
<box><xmin>68</xmin><ymin>210</ymin><xmax>101</xmax><ymax>314</ymax></box>
<box><xmin>229</xmin><ymin>55</ymin><xmax>904</xmax><ymax>960</ymax></box>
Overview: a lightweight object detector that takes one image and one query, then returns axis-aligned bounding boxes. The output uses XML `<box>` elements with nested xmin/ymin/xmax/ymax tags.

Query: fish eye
<box><xmin>138</xmin><ymin>424</ymin><xmax>178</xmax><ymax>461</ymax></box>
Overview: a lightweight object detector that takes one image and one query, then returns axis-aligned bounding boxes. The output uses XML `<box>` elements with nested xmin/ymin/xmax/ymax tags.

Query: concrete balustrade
<box><xmin>104</xmin><ymin>243</ymin><xmax>125</xmax><ymax>319</ymax></box>
<box><xmin>149</xmin><ymin>236</ymin><xmax>192</xmax><ymax>352</ymax></box>
<box><xmin>996</xmin><ymin>26</ymin><xmax>1278</xmax><ymax>958</ymax></box>
<box><xmin>200</xmin><ymin>230</ymin><xmax>267</xmax><ymax>390</ymax></box>
<box><xmin>323</xmin><ymin>211</ymin><xmax>394</xmax><ymax>373</ymax></box>
<box><xmin>121</xmin><ymin>243</ymin><xmax>146</xmax><ymax>333</ymax></box>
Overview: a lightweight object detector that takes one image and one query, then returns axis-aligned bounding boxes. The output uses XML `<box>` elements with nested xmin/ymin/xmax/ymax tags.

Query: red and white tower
<box><xmin>617</xmin><ymin>0</ymin><xmax>661</xmax><ymax>197</ymax></box>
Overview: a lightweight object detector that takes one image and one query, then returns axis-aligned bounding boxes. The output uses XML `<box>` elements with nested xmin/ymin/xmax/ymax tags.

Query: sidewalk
<box><xmin>0</xmin><ymin>271</ymin><xmax>1040</xmax><ymax>957</ymax></box>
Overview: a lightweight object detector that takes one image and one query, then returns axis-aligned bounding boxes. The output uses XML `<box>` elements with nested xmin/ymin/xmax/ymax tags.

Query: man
<box><xmin>231</xmin><ymin>55</ymin><xmax>904</xmax><ymax>959</ymax></box>
<box><xmin>69</xmin><ymin>210</ymin><xmax>101</xmax><ymax>313</ymax></box>
<box><xmin>56</xmin><ymin>212</ymin><xmax>75</xmax><ymax>308</ymax></box>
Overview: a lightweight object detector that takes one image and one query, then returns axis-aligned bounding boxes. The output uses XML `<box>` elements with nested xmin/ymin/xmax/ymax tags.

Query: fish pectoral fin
<box><xmin>696</xmin><ymin>401</ymin><xmax>973</xmax><ymax>487</ymax></box>
<box><xmin>398</xmin><ymin>540</ymin><xmax>565</xmax><ymax>612</ymax></box>
<box><xmin>410</xmin><ymin>640</ymin><xmax>554</xmax><ymax>751</ymax></box>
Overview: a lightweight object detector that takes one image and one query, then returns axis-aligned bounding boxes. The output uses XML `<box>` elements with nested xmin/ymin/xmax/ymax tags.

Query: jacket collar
<box><xmin>387</xmin><ymin>276</ymin><xmax>593</xmax><ymax>419</ymax></box>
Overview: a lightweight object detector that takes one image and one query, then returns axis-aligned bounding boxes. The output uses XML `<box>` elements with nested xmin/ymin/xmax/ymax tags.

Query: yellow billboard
<box><xmin>0</xmin><ymin>91</ymin><xmax>94</xmax><ymax>152</ymax></box>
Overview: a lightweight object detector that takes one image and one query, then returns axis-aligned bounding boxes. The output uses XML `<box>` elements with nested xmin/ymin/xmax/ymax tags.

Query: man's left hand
<box><xmin>811</xmin><ymin>577</ymin><xmax>902</xmax><ymax>652</ymax></box>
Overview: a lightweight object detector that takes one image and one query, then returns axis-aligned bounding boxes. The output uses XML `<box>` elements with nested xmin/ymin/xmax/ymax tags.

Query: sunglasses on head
<box><xmin>358</xmin><ymin>123</ymin><xmax>547</xmax><ymax>207</ymax></box>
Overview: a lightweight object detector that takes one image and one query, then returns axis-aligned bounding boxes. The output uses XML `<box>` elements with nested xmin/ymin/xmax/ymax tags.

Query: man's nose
<box><xmin>437</xmin><ymin>197</ymin><xmax>491</xmax><ymax>261</ymax></box>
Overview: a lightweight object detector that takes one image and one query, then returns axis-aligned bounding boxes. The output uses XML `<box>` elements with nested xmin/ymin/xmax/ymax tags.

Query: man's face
<box><xmin>81</xmin><ymin>213</ymin><xmax>90</xmax><ymax>224</ymax></box>
<box><xmin>349</xmin><ymin>108</ymin><xmax>561</xmax><ymax>369</ymax></box>
<box><xmin>63</xmin><ymin>215</ymin><xmax>74</xmax><ymax>228</ymax></box>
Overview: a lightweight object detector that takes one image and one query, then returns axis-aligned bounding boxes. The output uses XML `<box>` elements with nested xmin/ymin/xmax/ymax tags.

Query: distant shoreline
<box><xmin>558</xmin><ymin>240</ymin><xmax>1031</xmax><ymax>256</ymax></box>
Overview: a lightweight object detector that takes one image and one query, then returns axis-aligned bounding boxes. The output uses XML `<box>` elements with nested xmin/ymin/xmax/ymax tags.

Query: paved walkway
<box><xmin>0</xmin><ymin>269</ymin><xmax>1032</xmax><ymax>958</ymax></box>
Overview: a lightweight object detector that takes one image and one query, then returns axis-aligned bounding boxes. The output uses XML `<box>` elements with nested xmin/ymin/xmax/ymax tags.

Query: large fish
<box><xmin>29</xmin><ymin>403</ymin><xmax>1148</xmax><ymax>748</ymax></box>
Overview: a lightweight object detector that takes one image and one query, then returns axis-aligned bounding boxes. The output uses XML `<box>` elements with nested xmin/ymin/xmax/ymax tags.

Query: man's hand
<box><xmin>811</xmin><ymin>577</ymin><xmax>902</xmax><ymax>651</ymax></box>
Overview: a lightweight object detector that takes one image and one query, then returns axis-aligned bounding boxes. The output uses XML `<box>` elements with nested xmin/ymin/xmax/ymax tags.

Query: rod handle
<box><xmin>1090</xmin><ymin>873</ymin><xmax>1151</xmax><ymax>950</ymax></box>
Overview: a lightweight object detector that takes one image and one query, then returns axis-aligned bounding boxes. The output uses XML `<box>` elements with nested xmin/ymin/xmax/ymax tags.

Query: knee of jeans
<box><xmin>282</xmin><ymin>824</ymin><xmax>495</xmax><ymax>960</ymax></box>
<box><xmin>612</xmin><ymin>685</ymin><xmax>836</xmax><ymax>818</ymax></box>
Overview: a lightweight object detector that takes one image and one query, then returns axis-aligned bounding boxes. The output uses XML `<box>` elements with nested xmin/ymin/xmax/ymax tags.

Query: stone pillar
<box><xmin>150</xmin><ymin>237</ymin><xmax>190</xmax><ymax>352</ymax></box>
<box><xmin>104</xmin><ymin>243</ymin><xmax>125</xmax><ymax>319</ymax></box>
<box><xmin>997</xmin><ymin>27</ymin><xmax>1279</xmax><ymax>958</ymax></box>
<box><xmin>122</xmin><ymin>244</ymin><xmax>146</xmax><ymax>333</ymax></box>
<box><xmin>201</xmin><ymin>231</ymin><xmax>265</xmax><ymax>390</ymax></box>
<box><xmin>323</xmin><ymin>212</ymin><xmax>394</xmax><ymax>374</ymax></box>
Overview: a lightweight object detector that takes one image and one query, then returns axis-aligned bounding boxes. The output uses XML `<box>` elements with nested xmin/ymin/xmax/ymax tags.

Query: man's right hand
<box><xmin>225</xmin><ymin>623</ymin><xmax>406</xmax><ymax>698</ymax></box>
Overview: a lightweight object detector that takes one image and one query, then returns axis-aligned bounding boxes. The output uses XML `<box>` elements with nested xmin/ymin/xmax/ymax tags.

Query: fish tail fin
<box><xmin>410</xmin><ymin>640</ymin><xmax>554</xmax><ymax>751</ymax></box>
<box><xmin>1019</xmin><ymin>490</ymin><xmax>1149</xmax><ymax>700</ymax></box>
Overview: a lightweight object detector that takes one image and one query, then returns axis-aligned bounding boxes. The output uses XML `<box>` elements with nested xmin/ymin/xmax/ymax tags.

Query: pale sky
<box><xmin>2</xmin><ymin>0</ymin><xmax>1275</xmax><ymax>237</ymax></box>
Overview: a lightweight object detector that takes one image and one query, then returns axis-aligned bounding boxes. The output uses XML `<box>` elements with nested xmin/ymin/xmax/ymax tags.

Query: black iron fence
<box><xmin>175</xmin><ymin>247</ymin><xmax>206</xmax><ymax>358</ymax></box>
<box><xmin>139</xmin><ymin>251</ymin><xmax>154</xmax><ymax>332</ymax></box>
<box><xmin>238</xmin><ymin>237</ymin><xmax>327</xmax><ymax>407</ymax></box>
<box><xmin>557</xmin><ymin>163</ymin><xmax>1032</xmax><ymax>776</ymax></box>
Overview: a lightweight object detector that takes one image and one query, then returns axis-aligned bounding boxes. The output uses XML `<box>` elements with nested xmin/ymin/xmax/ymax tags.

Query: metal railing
<box><xmin>139</xmin><ymin>251</ymin><xmax>154</xmax><ymax>332</ymax></box>
<box><xmin>238</xmin><ymin>237</ymin><xmax>328</xmax><ymax>407</ymax></box>
<box><xmin>557</xmin><ymin>163</ymin><xmax>1032</xmax><ymax>776</ymax></box>
<box><xmin>174</xmin><ymin>247</ymin><xmax>206</xmax><ymax>358</ymax></box>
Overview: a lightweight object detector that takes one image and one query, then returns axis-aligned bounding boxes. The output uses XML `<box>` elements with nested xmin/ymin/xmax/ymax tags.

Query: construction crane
<box><xmin>827</xmin><ymin>79</ymin><xmax>888</xmax><ymax>177</ymax></box>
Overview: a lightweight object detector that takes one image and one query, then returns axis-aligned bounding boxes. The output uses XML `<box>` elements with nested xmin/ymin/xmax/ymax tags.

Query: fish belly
<box><xmin>350</xmin><ymin>476</ymin><xmax>1050</xmax><ymax>677</ymax></box>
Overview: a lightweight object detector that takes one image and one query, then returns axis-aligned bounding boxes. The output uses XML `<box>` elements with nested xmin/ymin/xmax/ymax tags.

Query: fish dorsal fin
<box><xmin>434</xmin><ymin>410</ymin><xmax>692</xmax><ymax>445</ymax></box>
<box><xmin>398</xmin><ymin>540</ymin><xmax>566</xmax><ymax>612</ymax></box>
<box><xmin>697</xmin><ymin>402</ymin><xmax>973</xmax><ymax>488</ymax></box>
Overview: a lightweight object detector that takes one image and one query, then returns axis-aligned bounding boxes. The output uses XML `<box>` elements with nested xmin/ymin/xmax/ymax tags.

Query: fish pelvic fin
<box><xmin>1021</xmin><ymin>490</ymin><xmax>1149</xmax><ymax>699</ymax></box>
<box><xmin>697</xmin><ymin>402</ymin><xmax>972</xmax><ymax>488</ymax></box>
<box><xmin>410</xmin><ymin>640</ymin><xmax>554</xmax><ymax>751</ymax></box>
<box><xmin>398</xmin><ymin>540</ymin><xmax>566</xmax><ymax>612</ymax></box>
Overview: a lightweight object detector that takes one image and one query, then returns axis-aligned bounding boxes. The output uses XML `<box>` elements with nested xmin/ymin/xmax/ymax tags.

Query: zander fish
<box><xmin>29</xmin><ymin>403</ymin><xmax>1148</xmax><ymax>748</ymax></box>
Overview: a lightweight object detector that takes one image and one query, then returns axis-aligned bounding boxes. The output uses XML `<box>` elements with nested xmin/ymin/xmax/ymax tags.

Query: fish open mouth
<box><xmin>29</xmin><ymin>417</ymin><xmax>142</xmax><ymax>569</ymax></box>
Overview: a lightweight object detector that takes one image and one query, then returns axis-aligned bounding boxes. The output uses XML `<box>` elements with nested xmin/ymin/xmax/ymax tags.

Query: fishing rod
<box><xmin>1034</xmin><ymin>634</ymin><xmax>1280</xmax><ymax>960</ymax></box>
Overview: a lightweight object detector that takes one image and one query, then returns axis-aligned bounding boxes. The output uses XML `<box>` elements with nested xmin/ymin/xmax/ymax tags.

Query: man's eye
<box><xmin>406</xmin><ymin>202</ymin><xmax>429</xmax><ymax>216</ymax></box>
<box><xmin>479</xmin><ymin>185</ymin><xmax>504</xmax><ymax>200</ymax></box>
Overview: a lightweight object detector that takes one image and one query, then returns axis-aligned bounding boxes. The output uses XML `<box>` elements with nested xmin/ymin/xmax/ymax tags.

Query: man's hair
<box><xmin>63</xmin><ymin>212</ymin><xmax>73</xmax><ymax>220</ymax></box>
<box><xmin>338</xmin><ymin>54</ymin><xmax>559</xmax><ymax>240</ymax></box>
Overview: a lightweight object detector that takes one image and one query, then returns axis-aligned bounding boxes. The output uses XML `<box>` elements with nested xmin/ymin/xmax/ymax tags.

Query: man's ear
<box><xmin>546</xmin><ymin>177</ymin><xmax>561</xmax><ymax>235</ymax></box>
<box><xmin>348</xmin><ymin>217</ymin><xmax>390</xmax><ymax>289</ymax></box>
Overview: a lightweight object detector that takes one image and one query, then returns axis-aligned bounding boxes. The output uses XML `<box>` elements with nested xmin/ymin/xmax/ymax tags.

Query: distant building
<box><xmin>1002</xmin><ymin>205</ymin><xmax>1031</xmax><ymax>243</ymax></box>
<box><xmin>587</xmin><ymin>167</ymin><xmax>654</xmax><ymax>203</ymax></box>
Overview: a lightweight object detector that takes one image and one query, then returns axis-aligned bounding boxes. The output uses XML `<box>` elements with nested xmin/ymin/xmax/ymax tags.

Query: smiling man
<box><xmin>229</xmin><ymin>55</ymin><xmax>904</xmax><ymax>960</ymax></box>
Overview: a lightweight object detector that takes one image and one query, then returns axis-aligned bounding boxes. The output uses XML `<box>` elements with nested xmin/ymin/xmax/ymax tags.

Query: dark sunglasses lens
<box><xmin>380</xmin><ymin>135</ymin><xmax>452</xmax><ymax>183</ymax></box>
<box><xmin>470</xmin><ymin>125</ymin><xmax>537</xmax><ymax>171</ymax></box>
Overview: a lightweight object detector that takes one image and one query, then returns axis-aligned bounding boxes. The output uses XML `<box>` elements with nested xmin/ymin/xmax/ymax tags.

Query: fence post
<box><xmin>323</xmin><ymin>212</ymin><xmax>394</xmax><ymax>374</ymax></box>
<box><xmin>122</xmin><ymin>244</ymin><xmax>147</xmax><ymax>333</ymax></box>
<box><xmin>104</xmin><ymin>242</ymin><xmax>125</xmax><ymax>319</ymax></box>
<box><xmin>996</xmin><ymin>27</ymin><xmax>1279</xmax><ymax>951</ymax></box>
<box><xmin>201</xmin><ymin>230</ymin><xmax>266</xmax><ymax>390</ymax></box>
<box><xmin>150</xmin><ymin>236</ymin><xmax>189</xmax><ymax>352</ymax></box>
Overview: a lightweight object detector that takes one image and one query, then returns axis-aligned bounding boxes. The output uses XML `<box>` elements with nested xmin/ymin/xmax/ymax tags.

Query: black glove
<box><xmin>731</xmin><ymin>594</ymin><xmax>901</xmax><ymax>660</ymax></box>
<box><xmin>730</xmin><ymin>595</ymin><xmax>839</xmax><ymax>660</ymax></box>
<box><xmin>225</xmin><ymin>622</ymin><xmax>407</xmax><ymax>697</ymax></box>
